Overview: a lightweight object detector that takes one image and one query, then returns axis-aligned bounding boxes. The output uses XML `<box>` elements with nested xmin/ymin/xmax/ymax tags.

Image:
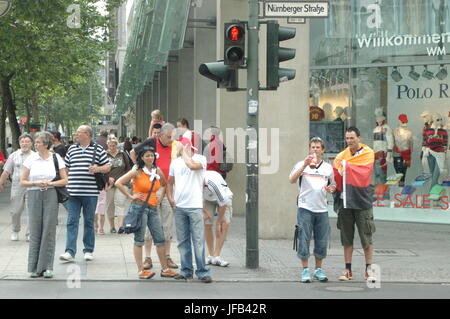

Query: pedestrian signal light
<box><xmin>224</xmin><ymin>22</ymin><xmax>246</xmax><ymax>67</ymax></box>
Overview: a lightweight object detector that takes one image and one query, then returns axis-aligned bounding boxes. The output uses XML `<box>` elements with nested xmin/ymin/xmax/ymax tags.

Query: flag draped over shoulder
<box><xmin>333</xmin><ymin>144</ymin><xmax>374</xmax><ymax>210</ymax></box>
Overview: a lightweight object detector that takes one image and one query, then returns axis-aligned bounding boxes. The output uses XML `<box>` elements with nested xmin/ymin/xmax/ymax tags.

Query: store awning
<box><xmin>114</xmin><ymin>0</ymin><xmax>191</xmax><ymax>116</ymax></box>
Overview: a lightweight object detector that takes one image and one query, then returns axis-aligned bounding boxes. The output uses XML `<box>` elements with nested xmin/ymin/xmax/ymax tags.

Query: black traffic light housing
<box><xmin>266</xmin><ymin>21</ymin><xmax>296</xmax><ymax>89</ymax></box>
<box><xmin>224</xmin><ymin>22</ymin><xmax>246</xmax><ymax>67</ymax></box>
<box><xmin>198</xmin><ymin>61</ymin><xmax>239</xmax><ymax>91</ymax></box>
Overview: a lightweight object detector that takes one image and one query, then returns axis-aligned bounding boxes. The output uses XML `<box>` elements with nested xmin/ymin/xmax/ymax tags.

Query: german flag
<box><xmin>333</xmin><ymin>144</ymin><xmax>374</xmax><ymax>210</ymax></box>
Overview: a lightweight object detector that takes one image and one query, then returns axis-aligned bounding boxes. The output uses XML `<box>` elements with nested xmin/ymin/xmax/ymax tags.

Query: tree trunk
<box><xmin>0</xmin><ymin>100</ymin><xmax>6</xmax><ymax>155</ymax></box>
<box><xmin>1</xmin><ymin>74</ymin><xmax>20</xmax><ymax>150</ymax></box>
<box><xmin>24</xmin><ymin>99</ymin><xmax>32</xmax><ymax>133</ymax></box>
<box><xmin>31</xmin><ymin>89</ymin><xmax>40</xmax><ymax>123</ymax></box>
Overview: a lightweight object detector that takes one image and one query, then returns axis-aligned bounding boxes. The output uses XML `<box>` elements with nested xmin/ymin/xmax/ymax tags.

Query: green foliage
<box><xmin>0</xmin><ymin>0</ymin><xmax>124</xmax><ymax>137</ymax></box>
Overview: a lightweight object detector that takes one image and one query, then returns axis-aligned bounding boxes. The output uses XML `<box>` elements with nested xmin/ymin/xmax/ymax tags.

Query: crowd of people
<box><xmin>0</xmin><ymin>110</ymin><xmax>233</xmax><ymax>283</ymax></box>
<box><xmin>0</xmin><ymin>109</ymin><xmax>378</xmax><ymax>284</ymax></box>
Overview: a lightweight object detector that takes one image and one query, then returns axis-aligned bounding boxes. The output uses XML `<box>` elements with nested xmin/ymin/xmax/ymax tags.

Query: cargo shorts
<box><xmin>337</xmin><ymin>207</ymin><xmax>376</xmax><ymax>249</ymax></box>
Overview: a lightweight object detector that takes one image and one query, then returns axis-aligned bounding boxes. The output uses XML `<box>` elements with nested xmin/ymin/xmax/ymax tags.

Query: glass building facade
<box><xmin>309</xmin><ymin>0</ymin><xmax>450</xmax><ymax>223</ymax></box>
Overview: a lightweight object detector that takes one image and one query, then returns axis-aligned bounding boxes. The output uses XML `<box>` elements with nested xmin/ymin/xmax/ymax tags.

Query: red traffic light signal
<box><xmin>224</xmin><ymin>22</ymin><xmax>245</xmax><ymax>67</ymax></box>
<box><xmin>226</xmin><ymin>25</ymin><xmax>244</xmax><ymax>42</ymax></box>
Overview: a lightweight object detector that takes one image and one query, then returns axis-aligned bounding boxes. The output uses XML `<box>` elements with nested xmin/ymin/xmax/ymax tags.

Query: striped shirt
<box><xmin>203</xmin><ymin>170</ymin><xmax>233</xmax><ymax>206</ymax></box>
<box><xmin>424</xmin><ymin>128</ymin><xmax>448</xmax><ymax>152</ymax></box>
<box><xmin>65</xmin><ymin>143</ymin><xmax>110</xmax><ymax>196</ymax></box>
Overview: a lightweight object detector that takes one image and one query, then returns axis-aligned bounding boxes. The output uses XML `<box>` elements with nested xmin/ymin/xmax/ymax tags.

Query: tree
<box><xmin>0</xmin><ymin>0</ymin><xmax>123</xmax><ymax>153</ymax></box>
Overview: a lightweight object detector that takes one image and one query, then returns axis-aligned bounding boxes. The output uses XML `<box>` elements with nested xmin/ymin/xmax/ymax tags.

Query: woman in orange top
<box><xmin>115</xmin><ymin>146</ymin><xmax>178</xmax><ymax>279</ymax></box>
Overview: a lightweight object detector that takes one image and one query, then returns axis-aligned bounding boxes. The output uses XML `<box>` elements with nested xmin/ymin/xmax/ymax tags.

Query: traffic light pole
<box><xmin>246</xmin><ymin>0</ymin><xmax>259</xmax><ymax>269</ymax></box>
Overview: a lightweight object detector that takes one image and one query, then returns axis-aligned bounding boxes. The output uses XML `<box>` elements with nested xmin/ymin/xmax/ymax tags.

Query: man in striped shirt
<box><xmin>60</xmin><ymin>125</ymin><xmax>111</xmax><ymax>263</ymax></box>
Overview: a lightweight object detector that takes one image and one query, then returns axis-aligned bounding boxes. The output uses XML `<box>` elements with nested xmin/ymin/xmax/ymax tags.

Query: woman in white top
<box><xmin>20</xmin><ymin>131</ymin><xmax>68</xmax><ymax>278</ymax></box>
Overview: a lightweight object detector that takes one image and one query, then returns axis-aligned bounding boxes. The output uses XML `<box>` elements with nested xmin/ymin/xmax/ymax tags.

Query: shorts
<box><xmin>145</xmin><ymin>191</ymin><xmax>174</xmax><ymax>241</ymax></box>
<box><xmin>132</xmin><ymin>204</ymin><xmax>165</xmax><ymax>247</ymax></box>
<box><xmin>203</xmin><ymin>199</ymin><xmax>233</xmax><ymax>225</ymax></box>
<box><xmin>337</xmin><ymin>207</ymin><xmax>376</xmax><ymax>249</ymax></box>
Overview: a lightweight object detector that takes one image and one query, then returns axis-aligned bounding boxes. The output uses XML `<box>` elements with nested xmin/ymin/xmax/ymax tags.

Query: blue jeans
<box><xmin>296</xmin><ymin>208</ymin><xmax>330</xmax><ymax>260</ymax></box>
<box><xmin>175</xmin><ymin>207</ymin><xmax>210</xmax><ymax>279</ymax></box>
<box><xmin>131</xmin><ymin>204</ymin><xmax>165</xmax><ymax>246</ymax></box>
<box><xmin>65</xmin><ymin>196</ymin><xmax>98</xmax><ymax>256</ymax></box>
<box><xmin>428</xmin><ymin>152</ymin><xmax>440</xmax><ymax>190</ymax></box>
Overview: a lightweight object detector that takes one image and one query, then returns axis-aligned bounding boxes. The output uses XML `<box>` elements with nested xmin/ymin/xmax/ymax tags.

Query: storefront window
<box><xmin>310</xmin><ymin>0</ymin><xmax>450</xmax><ymax>223</ymax></box>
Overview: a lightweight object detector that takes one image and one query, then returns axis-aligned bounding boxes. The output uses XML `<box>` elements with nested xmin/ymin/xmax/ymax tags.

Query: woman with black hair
<box><xmin>115</xmin><ymin>147</ymin><xmax>178</xmax><ymax>279</ymax></box>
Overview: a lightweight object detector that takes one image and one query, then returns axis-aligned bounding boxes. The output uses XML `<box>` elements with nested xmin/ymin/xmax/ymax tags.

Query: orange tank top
<box><xmin>132</xmin><ymin>170</ymin><xmax>160</xmax><ymax>206</ymax></box>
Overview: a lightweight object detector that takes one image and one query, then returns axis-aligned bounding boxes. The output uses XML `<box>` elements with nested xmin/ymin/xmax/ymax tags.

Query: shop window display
<box><xmin>309</xmin><ymin>1</ymin><xmax>450</xmax><ymax>222</ymax></box>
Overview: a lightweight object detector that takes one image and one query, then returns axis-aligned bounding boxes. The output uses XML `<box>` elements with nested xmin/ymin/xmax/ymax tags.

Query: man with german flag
<box><xmin>333</xmin><ymin>127</ymin><xmax>377</xmax><ymax>283</ymax></box>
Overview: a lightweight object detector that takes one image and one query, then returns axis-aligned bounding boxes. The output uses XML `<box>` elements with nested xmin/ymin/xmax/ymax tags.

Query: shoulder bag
<box><xmin>92</xmin><ymin>143</ymin><xmax>109</xmax><ymax>191</ymax></box>
<box><xmin>52</xmin><ymin>154</ymin><xmax>70</xmax><ymax>203</ymax></box>
<box><xmin>119</xmin><ymin>174</ymin><xmax>157</xmax><ymax>234</ymax></box>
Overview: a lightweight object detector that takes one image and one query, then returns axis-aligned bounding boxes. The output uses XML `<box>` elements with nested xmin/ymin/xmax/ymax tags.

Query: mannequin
<box><xmin>421</xmin><ymin>111</ymin><xmax>433</xmax><ymax>173</ymax></box>
<box><xmin>424</xmin><ymin>113</ymin><xmax>448</xmax><ymax>189</ymax></box>
<box><xmin>373</xmin><ymin>108</ymin><xmax>394</xmax><ymax>185</ymax></box>
<box><xmin>393</xmin><ymin>114</ymin><xmax>413</xmax><ymax>186</ymax></box>
<box><xmin>334</xmin><ymin>106</ymin><xmax>345</xmax><ymax>121</ymax></box>
<box><xmin>322</xmin><ymin>103</ymin><xmax>333</xmax><ymax>121</ymax></box>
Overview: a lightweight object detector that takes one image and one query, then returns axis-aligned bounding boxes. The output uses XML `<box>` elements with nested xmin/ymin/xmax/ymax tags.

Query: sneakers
<box><xmin>143</xmin><ymin>257</ymin><xmax>153</xmax><ymax>270</ymax></box>
<box><xmin>301</xmin><ymin>268</ymin><xmax>312</xmax><ymax>283</ymax></box>
<box><xmin>166</xmin><ymin>257</ymin><xmax>178</xmax><ymax>269</ymax></box>
<box><xmin>339</xmin><ymin>269</ymin><xmax>353</xmax><ymax>281</ymax></box>
<box><xmin>313</xmin><ymin>268</ymin><xmax>328</xmax><ymax>282</ymax></box>
<box><xmin>174</xmin><ymin>274</ymin><xmax>193</xmax><ymax>281</ymax></box>
<box><xmin>11</xmin><ymin>232</ymin><xmax>19</xmax><ymax>241</ymax></box>
<box><xmin>138</xmin><ymin>270</ymin><xmax>155</xmax><ymax>279</ymax></box>
<box><xmin>212</xmin><ymin>256</ymin><xmax>230</xmax><ymax>267</ymax></box>
<box><xmin>161</xmin><ymin>269</ymin><xmax>178</xmax><ymax>278</ymax></box>
<box><xmin>365</xmin><ymin>268</ymin><xmax>377</xmax><ymax>283</ymax></box>
<box><xmin>59</xmin><ymin>252</ymin><xmax>74</xmax><ymax>263</ymax></box>
<box><xmin>84</xmin><ymin>253</ymin><xmax>94</xmax><ymax>261</ymax></box>
<box><xmin>111</xmin><ymin>228</ymin><xmax>117</xmax><ymax>234</ymax></box>
<box><xmin>200</xmin><ymin>276</ymin><xmax>213</xmax><ymax>283</ymax></box>
<box><xmin>26</xmin><ymin>235</ymin><xmax>30</xmax><ymax>242</ymax></box>
<box><xmin>30</xmin><ymin>272</ymin><xmax>42</xmax><ymax>278</ymax></box>
<box><xmin>206</xmin><ymin>255</ymin><xmax>214</xmax><ymax>265</ymax></box>
<box><xmin>43</xmin><ymin>270</ymin><xmax>53</xmax><ymax>278</ymax></box>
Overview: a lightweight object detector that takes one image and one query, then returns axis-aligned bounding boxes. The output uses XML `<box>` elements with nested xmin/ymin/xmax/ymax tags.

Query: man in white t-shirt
<box><xmin>289</xmin><ymin>137</ymin><xmax>336</xmax><ymax>283</ymax></box>
<box><xmin>167</xmin><ymin>137</ymin><xmax>212</xmax><ymax>283</ymax></box>
<box><xmin>203</xmin><ymin>170</ymin><xmax>233</xmax><ymax>267</ymax></box>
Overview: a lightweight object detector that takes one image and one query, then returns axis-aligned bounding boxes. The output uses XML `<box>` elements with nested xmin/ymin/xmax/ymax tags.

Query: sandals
<box><xmin>99</xmin><ymin>229</ymin><xmax>105</xmax><ymax>235</ymax></box>
<box><xmin>138</xmin><ymin>270</ymin><xmax>155</xmax><ymax>279</ymax></box>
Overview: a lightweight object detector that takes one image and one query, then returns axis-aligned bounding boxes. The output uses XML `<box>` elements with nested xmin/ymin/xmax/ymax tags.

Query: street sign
<box><xmin>263</xmin><ymin>1</ymin><xmax>329</xmax><ymax>18</ymax></box>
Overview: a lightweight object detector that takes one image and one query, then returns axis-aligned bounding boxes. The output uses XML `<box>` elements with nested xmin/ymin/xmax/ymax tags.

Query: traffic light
<box><xmin>198</xmin><ymin>61</ymin><xmax>239</xmax><ymax>91</ymax></box>
<box><xmin>224</xmin><ymin>22</ymin><xmax>246</xmax><ymax>67</ymax></box>
<box><xmin>266</xmin><ymin>21</ymin><xmax>296</xmax><ymax>89</ymax></box>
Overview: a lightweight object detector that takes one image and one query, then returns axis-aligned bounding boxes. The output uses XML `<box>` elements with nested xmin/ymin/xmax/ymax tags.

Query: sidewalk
<box><xmin>1</xmin><ymin>185</ymin><xmax>449</xmax><ymax>283</ymax></box>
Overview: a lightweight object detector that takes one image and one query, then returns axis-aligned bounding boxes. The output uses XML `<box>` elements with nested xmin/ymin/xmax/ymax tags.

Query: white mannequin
<box><xmin>373</xmin><ymin>108</ymin><xmax>394</xmax><ymax>185</ymax></box>
<box><xmin>322</xmin><ymin>103</ymin><xmax>333</xmax><ymax>121</ymax></box>
<box><xmin>334</xmin><ymin>106</ymin><xmax>345</xmax><ymax>121</ymax></box>
<box><xmin>421</xmin><ymin>111</ymin><xmax>433</xmax><ymax>173</ymax></box>
<box><xmin>393</xmin><ymin>115</ymin><xmax>413</xmax><ymax>186</ymax></box>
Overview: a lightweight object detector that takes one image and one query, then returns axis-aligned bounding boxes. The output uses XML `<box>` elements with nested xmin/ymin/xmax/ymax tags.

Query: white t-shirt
<box><xmin>203</xmin><ymin>170</ymin><xmax>233</xmax><ymax>206</ymax></box>
<box><xmin>169</xmin><ymin>154</ymin><xmax>207</xmax><ymax>208</ymax></box>
<box><xmin>290</xmin><ymin>160</ymin><xmax>335</xmax><ymax>212</ymax></box>
<box><xmin>23</xmin><ymin>153</ymin><xmax>66</xmax><ymax>191</ymax></box>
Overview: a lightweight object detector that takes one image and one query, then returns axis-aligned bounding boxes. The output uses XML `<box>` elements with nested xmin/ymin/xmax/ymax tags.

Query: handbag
<box><xmin>119</xmin><ymin>175</ymin><xmax>157</xmax><ymax>234</ymax></box>
<box><xmin>92</xmin><ymin>143</ymin><xmax>109</xmax><ymax>191</ymax></box>
<box><xmin>52</xmin><ymin>154</ymin><xmax>70</xmax><ymax>203</ymax></box>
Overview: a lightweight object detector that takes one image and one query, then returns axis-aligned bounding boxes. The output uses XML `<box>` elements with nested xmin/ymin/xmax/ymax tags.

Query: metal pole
<box><xmin>246</xmin><ymin>0</ymin><xmax>259</xmax><ymax>269</ymax></box>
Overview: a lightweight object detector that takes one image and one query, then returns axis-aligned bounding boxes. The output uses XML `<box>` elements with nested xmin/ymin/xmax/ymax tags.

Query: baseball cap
<box><xmin>398</xmin><ymin>114</ymin><xmax>408</xmax><ymax>123</ymax></box>
<box><xmin>178</xmin><ymin>137</ymin><xmax>198</xmax><ymax>152</ymax></box>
